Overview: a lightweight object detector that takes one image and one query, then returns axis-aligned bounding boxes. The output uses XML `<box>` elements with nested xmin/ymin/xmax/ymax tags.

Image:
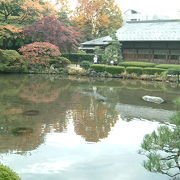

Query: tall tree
<box><xmin>73</xmin><ymin>0</ymin><xmax>123</xmax><ymax>41</ymax></box>
<box><xmin>23</xmin><ymin>16</ymin><xmax>80</xmax><ymax>53</ymax></box>
<box><xmin>0</xmin><ymin>24</ymin><xmax>24</xmax><ymax>49</ymax></box>
<box><xmin>56</xmin><ymin>0</ymin><xmax>74</xmax><ymax>27</ymax></box>
<box><xmin>0</xmin><ymin>0</ymin><xmax>55</xmax><ymax>24</ymax></box>
<box><xmin>55</xmin><ymin>0</ymin><xmax>71</xmax><ymax>13</ymax></box>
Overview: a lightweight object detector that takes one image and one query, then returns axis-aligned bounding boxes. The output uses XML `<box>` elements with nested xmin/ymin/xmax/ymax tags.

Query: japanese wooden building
<box><xmin>80</xmin><ymin>20</ymin><xmax>180</xmax><ymax>64</ymax></box>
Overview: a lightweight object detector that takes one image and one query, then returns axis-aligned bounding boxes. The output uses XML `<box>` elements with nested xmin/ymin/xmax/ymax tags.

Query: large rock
<box><xmin>67</xmin><ymin>66</ymin><xmax>88</xmax><ymax>75</ymax></box>
<box><xmin>142</xmin><ymin>95</ymin><xmax>164</xmax><ymax>104</ymax></box>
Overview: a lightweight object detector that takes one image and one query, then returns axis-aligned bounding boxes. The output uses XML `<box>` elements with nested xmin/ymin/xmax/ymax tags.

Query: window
<box><xmin>170</xmin><ymin>55</ymin><xmax>180</xmax><ymax>60</ymax></box>
<box><xmin>170</xmin><ymin>50</ymin><xmax>180</xmax><ymax>55</ymax></box>
<box><xmin>154</xmin><ymin>55</ymin><xmax>166</xmax><ymax>59</ymax></box>
<box><xmin>131</xmin><ymin>19</ymin><xmax>138</xmax><ymax>21</ymax></box>
<box><xmin>123</xmin><ymin>49</ymin><xmax>137</xmax><ymax>54</ymax></box>
<box><xmin>154</xmin><ymin>50</ymin><xmax>168</xmax><ymax>55</ymax></box>
<box><xmin>138</xmin><ymin>49</ymin><xmax>152</xmax><ymax>54</ymax></box>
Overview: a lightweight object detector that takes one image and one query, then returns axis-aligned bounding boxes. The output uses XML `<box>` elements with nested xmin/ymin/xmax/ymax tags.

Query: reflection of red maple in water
<box><xmin>20</xmin><ymin>83</ymin><xmax>60</xmax><ymax>103</ymax></box>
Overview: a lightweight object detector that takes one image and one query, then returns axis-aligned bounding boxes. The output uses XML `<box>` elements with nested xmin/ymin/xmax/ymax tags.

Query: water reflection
<box><xmin>0</xmin><ymin>75</ymin><xmax>71</xmax><ymax>154</ymax></box>
<box><xmin>0</xmin><ymin>74</ymin><xmax>179</xmax><ymax>155</ymax></box>
<box><xmin>71</xmin><ymin>92</ymin><xmax>118</xmax><ymax>142</ymax></box>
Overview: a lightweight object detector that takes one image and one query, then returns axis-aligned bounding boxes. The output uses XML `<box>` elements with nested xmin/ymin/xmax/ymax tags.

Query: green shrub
<box><xmin>126</xmin><ymin>67</ymin><xmax>143</xmax><ymax>75</ymax></box>
<box><xmin>80</xmin><ymin>61</ymin><xmax>92</xmax><ymax>70</ymax></box>
<box><xmin>49</xmin><ymin>59</ymin><xmax>58</xmax><ymax>65</ymax></box>
<box><xmin>143</xmin><ymin>68</ymin><xmax>166</xmax><ymax>75</ymax></box>
<box><xmin>62</xmin><ymin>53</ymin><xmax>94</xmax><ymax>63</ymax></box>
<box><xmin>167</xmin><ymin>68</ymin><xmax>180</xmax><ymax>75</ymax></box>
<box><xmin>105</xmin><ymin>65</ymin><xmax>125</xmax><ymax>74</ymax></box>
<box><xmin>0</xmin><ymin>49</ymin><xmax>21</xmax><ymax>65</ymax></box>
<box><xmin>0</xmin><ymin>164</ymin><xmax>21</xmax><ymax>180</ymax></box>
<box><xmin>156</xmin><ymin>64</ymin><xmax>180</xmax><ymax>69</ymax></box>
<box><xmin>119</xmin><ymin>61</ymin><xmax>156</xmax><ymax>68</ymax></box>
<box><xmin>91</xmin><ymin>64</ymin><xmax>106</xmax><ymax>72</ymax></box>
<box><xmin>168</xmin><ymin>68</ymin><xmax>180</xmax><ymax>82</ymax></box>
<box><xmin>49</xmin><ymin>56</ymin><xmax>71</xmax><ymax>68</ymax></box>
<box><xmin>0</xmin><ymin>64</ymin><xmax>27</xmax><ymax>73</ymax></box>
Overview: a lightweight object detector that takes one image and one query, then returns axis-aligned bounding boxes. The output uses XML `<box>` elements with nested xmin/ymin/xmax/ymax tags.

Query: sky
<box><xmin>50</xmin><ymin>0</ymin><xmax>180</xmax><ymax>18</ymax></box>
<box><xmin>118</xmin><ymin>0</ymin><xmax>180</xmax><ymax>17</ymax></box>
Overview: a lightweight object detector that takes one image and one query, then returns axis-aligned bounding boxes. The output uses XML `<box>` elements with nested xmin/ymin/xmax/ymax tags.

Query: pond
<box><xmin>0</xmin><ymin>74</ymin><xmax>180</xmax><ymax>180</ymax></box>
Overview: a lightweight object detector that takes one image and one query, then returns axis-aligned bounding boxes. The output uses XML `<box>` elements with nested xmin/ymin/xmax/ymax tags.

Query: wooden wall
<box><xmin>122</xmin><ymin>41</ymin><xmax>180</xmax><ymax>64</ymax></box>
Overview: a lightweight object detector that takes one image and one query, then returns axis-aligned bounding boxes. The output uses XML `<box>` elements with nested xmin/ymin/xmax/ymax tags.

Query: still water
<box><xmin>0</xmin><ymin>74</ymin><xmax>179</xmax><ymax>180</ymax></box>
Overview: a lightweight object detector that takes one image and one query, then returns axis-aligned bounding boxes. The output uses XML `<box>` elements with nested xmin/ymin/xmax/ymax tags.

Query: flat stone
<box><xmin>142</xmin><ymin>95</ymin><xmax>164</xmax><ymax>104</ymax></box>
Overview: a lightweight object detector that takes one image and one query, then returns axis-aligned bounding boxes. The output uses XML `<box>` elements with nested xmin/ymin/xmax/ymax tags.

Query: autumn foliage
<box><xmin>0</xmin><ymin>24</ymin><xmax>24</xmax><ymax>49</ymax></box>
<box><xmin>19</xmin><ymin>42</ymin><xmax>61</xmax><ymax>64</ymax></box>
<box><xmin>74</xmin><ymin>0</ymin><xmax>122</xmax><ymax>40</ymax></box>
<box><xmin>0</xmin><ymin>0</ymin><xmax>55</xmax><ymax>24</ymax></box>
<box><xmin>23</xmin><ymin>16</ymin><xmax>80</xmax><ymax>52</ymax></box>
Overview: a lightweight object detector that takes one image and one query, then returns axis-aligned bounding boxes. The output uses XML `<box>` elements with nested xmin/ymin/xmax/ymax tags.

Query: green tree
<box><xmin>0</xmin><ymin>0</ymin><xmax>55</xmax><ymax>24</ymax></box>
<box><xmin>0</xmin><ymin>0</ymin><xmax>21</xmax><ymax>21</ymax></box>
<box><xmin>56</xmin><ymin>0</ymin><xmax>74</xmax><ymax>27</ymax></box>
<box><xmin>0</xmin><ymin>164</ymin><xmax>21</xmax><ymax>180</ymax></box>
<box><xmin>0</xmin><ymin>24</ymin><xmax>25</xmax><ymax>49</ymax></box>
<box><xmin>95</xmin><ymin>33</ymin><xmax>123</xmax><ymax>64</ymax></box>
<box><xmin>139</xmin><ymin>99</ymin><xmax>180</xmax><ymax>179</ymax></box>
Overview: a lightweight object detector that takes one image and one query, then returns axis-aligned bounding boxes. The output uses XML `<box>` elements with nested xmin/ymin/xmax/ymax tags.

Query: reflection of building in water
<box><xmin>71</xmin><ymin>93</ymin><xmax>118</xmax><ymax>142</ymax></box>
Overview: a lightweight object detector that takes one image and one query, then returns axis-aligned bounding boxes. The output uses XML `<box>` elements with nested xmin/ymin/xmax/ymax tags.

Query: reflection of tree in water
<box><xmin>71</xmin><ymin>92</ymin><xmax>118</xmax><ymax>142</ymax></box>
<box><xmin>0</xmin><ymin>110</ymin><xmax>68</xmax><ymax>154</ymax></box>
<box><xmin>19</xmin><ymin>75</ymin><xmax>70</xmax><ymax>103</ymax></box>
<box><xmin>0</xmin><ymin>75</ymin><xmax>73</xmax><ymax>154</ymax></box>
<box><xmin>20</xmin><ymin>83</ymin><xmax>60</xmax><ymax>103</ymax></box>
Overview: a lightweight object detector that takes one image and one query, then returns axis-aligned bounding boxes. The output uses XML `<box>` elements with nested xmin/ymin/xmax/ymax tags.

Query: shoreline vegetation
<box><xmin>0</xmin><ymin>49</ymin><xmax>179</xmax><ymax>83</ymax></box>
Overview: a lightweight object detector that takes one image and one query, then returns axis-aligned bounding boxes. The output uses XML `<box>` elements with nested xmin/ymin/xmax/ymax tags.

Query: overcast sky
<box><xmin>118</xmin><ymin>0</ymin><xmax>180</xmax><ymax>17</ymax></box>
<box><xmin>50</xmin><ymin>0</ymin><xmax>180</xmax><ymax>18</ymax></box>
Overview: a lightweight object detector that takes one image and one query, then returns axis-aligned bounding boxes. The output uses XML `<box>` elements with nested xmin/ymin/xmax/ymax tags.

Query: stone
<box><xmin>142</xmin><ymin>95</ymin><xmax>164</xmax><ymax>104</ymax></box>
<box><xmin>67</xmin><ymin>66</ymin><xmax>88</xmax><ymax>75</ymax></box>
<box><xmin>22</xmin><ymin>110</ymin><xmax>39</xmax><ymax>116</ymax></box>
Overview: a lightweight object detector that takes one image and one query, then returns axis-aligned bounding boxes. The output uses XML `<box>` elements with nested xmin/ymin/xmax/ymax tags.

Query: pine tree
<box><xmin>139</xmin><ymin>98</ymin><xmax>180</xmax><ymax>179</ymax></box>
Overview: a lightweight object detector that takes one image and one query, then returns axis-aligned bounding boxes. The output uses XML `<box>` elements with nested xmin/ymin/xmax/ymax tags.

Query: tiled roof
<box><xmin>81</xmin><ymin>20</ymin><xmax>180</xmax><ymax>45</ymax></box>
<box><xmin>81</xmin><ymin>36</ymin><xmax>111</xmax><ymax>45</ymax></box>
<box><xmin>116</xmin><ymin>20</ymin><xmax>180</xmax><ymax>41</ymax></box>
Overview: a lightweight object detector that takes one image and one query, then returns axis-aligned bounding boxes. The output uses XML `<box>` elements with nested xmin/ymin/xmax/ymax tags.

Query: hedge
<box><xmin>142</xmin><ymin>68</ymin><xmax>166</xmax><ymax>75</ymax></box>
<box><xmin>105</xmin><ymin>65</ymin><xmax>125</xmax><ymax>74</ymax></box>
<box><xmin>91</xmin><ymin>64</ymin><xmax>106</xmax><ymax>72</ymax></box>
<box><xmin>0</xmin><ymin>164</ymin><xmax>21</xmax><ymax>180</ymax></box>
<box><xmin>168</xmin><ymin>68</ymin><xmax>180</xmax><ymax>82</ymax></box>
<box><xmin>62</xmin><ymin>53</ymin><xmax>94</xmax><ymax>63</ymax></box>
<box><xmin>155</xmin><ymin>64</ymin><xmax>180</xmax><ymax>69</ymax></box>
<box><xmin>119</xmin><ymin>61</ymin><xmax>156</xmax><ymax>68</ymax></box>
<box><xmin>0</xmin><ymin>64</ymin><xmax>27</xmax><ymax>73</ymax></box>
<box><xmin>168</xmin><ymin>68</ymin><xmax>180</xmax><ymax>74</ymax></box>
<box><xmin>126</xmin><ymin>67</ymin><xmax>143</xmax><ymax>75</ymax></box>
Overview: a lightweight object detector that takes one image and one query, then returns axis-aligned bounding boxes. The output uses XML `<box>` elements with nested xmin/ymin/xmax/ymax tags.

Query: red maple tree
<box><xmin>23</xmin><ymin>16</ymin><xmax>80</xmax><ymax>52</ymax></box>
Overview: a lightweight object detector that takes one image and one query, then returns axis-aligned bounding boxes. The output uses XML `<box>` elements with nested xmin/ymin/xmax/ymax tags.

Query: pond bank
<box><xmin>0</xmin><ymin>64</ymin><xmax>179</xmax><ymax>83</ymax></box>
<box><xmin>66</xmin><ymin>65</ymin><xmax>179</xmax><ymax>83</ymax></box>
